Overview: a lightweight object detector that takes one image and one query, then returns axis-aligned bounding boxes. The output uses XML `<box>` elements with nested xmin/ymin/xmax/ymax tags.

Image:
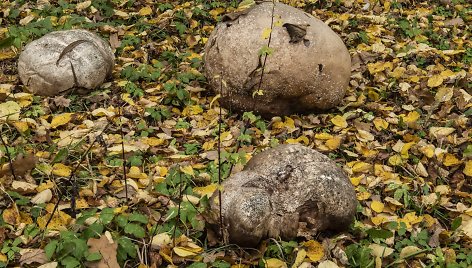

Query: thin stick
<box><xmin>119</xmin><ymin>106</ymin><xmax>129</xmax><ymax>200</ymax></box>
<box><xmin>42</xmin><ymin>122</ymin><xmax>110</xmax><ymax>235</ymax></box>
<box><xmin>173</xmin><ymin>169</ymin><xmax>183</xmax><ymax>247</ymax></box>
<box><xmin>227</xmin><ymin>0</ymin><xmax>276</xmax><ymax>176</ymax></box>
<box><xmin>217</xmin><ymin>72</ymin><xmax>224</xmax><ymax>240</ymax></box>
<box><xmin>0</xmin><ymin>132</ymin><xmax>18</xmax><ymax>181</ymax></box>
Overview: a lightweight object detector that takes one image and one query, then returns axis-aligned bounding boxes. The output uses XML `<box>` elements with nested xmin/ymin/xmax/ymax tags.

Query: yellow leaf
<box><xmin>315</xmin><ymin>133</ymin><xmax>333</xmax><ymax>140</ymax></box>
<box><xmin>400</xmin><ymin>246</ymin><xmax>424</xmax><ymax>259</ymax></box>
<box><xmin>371</xmin><ymin>215</ymin><xmax>387</xmax><ymax>226</ymax></box>
<box><xmin>0</xmin><ymin>253</ymin><xmax>7</xmax><ymax>263</ymax></box>
<box><xmin>303</xmin><ymin>240</ymin><xmax>324</xmax><ymax>262</ymax></box>
<box><xmin>261</xmin><ymin>28</ymin><xmax>272</xmax><ymax>39</ymax></box>
<box><xmin>350</xmin><ymin>176</ymin><xmax>362</xmax><ymax>186</ymax></box>
<box><xmin>138</xmin><ymin>6</ymin><xmax>153</xmax><ymax>16</ymax></box>
<box><xmin>37</xmin><ymin>209</ymin><xmax>72</xmax><ymax>230</ymax></box>
<box><xmin>121</xmin><ymin>93</ymin><xmax>135</xmax><ymax>105</ymax></box>
<box><xmin>349</xmin><ymin>162</ymin><xmax>372</xmax><ymax>173</ymax></box>
<box><xmin>419</xmin><ymin>144</ymin><xmax>435</xmax><ymax>158</ymax></box>
<box><xmin>429</xmin><ymin>127</ymin><xmax>455</xmax><ymax>139</ymax></box>
<box><xmin>388</xmin><ymin>154</ymin><xmax>403</xmax><ymax>166</ymax></box>
<box><xmin>180</xmin><ymin>165</ymin><xmax>194</xmax><ymax>176</ymax></box>
<box><xmin>291</xmin><ymin>249</ymin><xmax>306</xmax><ymax>268</ymax></box>
<box><xmin>173</xmin><ymin>247</ymin><xmax>196</xmax><ymax>257</ymax></box>
<box><xmin>142</xmin><ymin>137</ymin><xmax>164</xmax><ymax>146</ymax></box>
<box><xmin>435</xmin><ymin>87</ymin><xmax>454</xmax><ymax>102</ymax></box>
<box><xmin>182</xmin><ymin>105</ymin><xmax>203</xmax><ymax>116</ymax></box>
<box><xmin>331</xmin><ymin>115</ymin><xmax>348</xmax><ymax>128</ymax></box>
<box><xmin>401</xmin><ymin>111</ymin><xmax>420</xmax><ymax>124</ymax></box>
<box><xmin>264</xmin><ymin>258</ymin><xmax>287</xmax><ymax>268</ymax></box>
<box><xmin>286</xmin><ymin>136</ymin><xmax>309</xmax><ymax>145</ymax></box>
<box><xmin>368</xmin><ymin>61</ymin><xmax>393</xmax><ymax>74</ymax></box>
<box><xmin>325</xmin><ymin>137</ymin><xmax>341</xmax><ymax>150</ymax></box>
<box><xmin>193</xmin><ymin>184</ymin><xmax>218</xmax><ymax>197</ymax></box>
<box><xmin>371</xmin><ymin>201</ymin><xmax>384</xmax><ymax>213</ymax></box>
<box><xmin>127</xmin><ymin>166</ymin><xmax>147</xmax><ymax>180</ymax></box>
<box><xmin>13</xmin><ymin>121</ymin><xmax>29</xmax><ymax>132</ymax></box>
<box><xmin>50</xmin><ymin>113</ymin><xmax>73</xmax><ymax>128</ymax></box>
<box><xmin>373</xmin><ymin>118</ymin><xmax>388</xmax><ymax>131</ymax></box>
<box><xmin>0</xmin><ymin>101</ymin><xmax>21</xmax><ymax>121</ymax></box>
<box><xmin>357</xmin><ymin>191</ymin><xmax>371</xmax><ymax>201</ymax></box>
<box><xmin>369</xmin><ymin>244</ymin><xmax>394</xmax><ymax>258</ymax></box>
<box><xmin>443</xmin><ymin>154</ymin><xmax>462</xmax><ymax>166</ymax></box>
<box><xmin>400</xmin><ymin>142</ymin><xmax>415</xmax><ymax>159</ymax></box>
<box><xmin>427</xmin><ymin>75</ymin><xmax>443</xmax><ymax>88</ymax></box>
<box><xmin>2</xmin><ymin>204</ymin><xmax>20</xmax><ymax>226</ymax></box>
<box><xmin>52</xmin><ymin>163</ymin><xmax>72</xmax><ymax>177</ymax></box>
<box><xmin>464</xmin><ymin>161</ymin><xmax>472</xmax><ymax>176</ymax></box>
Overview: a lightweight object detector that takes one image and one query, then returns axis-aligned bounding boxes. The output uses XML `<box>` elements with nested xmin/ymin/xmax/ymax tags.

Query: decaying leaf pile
<box><xmin>0</xmin><ymin>0</ymin><xmax>471</xmax><ymax>267</ymax></box>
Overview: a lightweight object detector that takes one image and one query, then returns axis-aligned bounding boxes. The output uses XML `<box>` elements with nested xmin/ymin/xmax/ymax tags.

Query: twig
<box><xmin>0</xmin><ymin>132</ymin><xmax>18</xmax><ymax>181</ymax></box>
<box><xmin>119</xmin><ymin>106</ymin><xmax>129</xmax><ymax>200</ymax></box>
<box><xmin>227</xmin><ymin>0</ymin><xmax>276</xmax><ymax>176</ymax></box>
<box><xmin>42</xmin><ymin>122</ymin><xmax>110</xmax><ymax>236</ymax></box>
<box><xmin>217</xmin><ymin>71</ymin><xmax>224</xmax><ymax>240</ymax></box>
<box><xmin>172</xmin><ymin>169</ymin><xmax>184</xmax><ymax>247</ymax></box>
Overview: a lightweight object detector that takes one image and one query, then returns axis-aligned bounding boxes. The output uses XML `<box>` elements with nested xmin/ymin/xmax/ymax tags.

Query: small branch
<box><xmin>119</xmin><ymin>106</ymin><xmax>129</xmax><ymax>200</ymax></box>
<box><xmin>217</xmin><ymin>72</ymin><xmax>224</xmax><ymax>240</ymax></box>
<box><xmin>42</xmin><ymin>122</ymin><xmax>110</xmax><ymax>235</ymax></box>
<box><xmin>0</xmin><ymin>132</ymin><xmax>18</xmax><ymax>181</ymax></box>
<box><xmin>173</xmin><ymin>169</ymin><xmax>184</xmax><ymax>247</ymax></box>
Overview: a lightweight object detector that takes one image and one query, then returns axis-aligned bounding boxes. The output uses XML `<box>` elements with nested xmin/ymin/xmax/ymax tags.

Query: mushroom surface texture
<box><xmin>18</xmin><ymin>29</ymin><xmax>114</xmax><ymax>96</ymax></box>
<box><xmin>208</xmin><ymin>144</ymin><xmax>357</xmax><ymax>247</ymax></box>
<box><xmin>204</xmin><ymin>2</ymin><xmax>351</xmax><ymax>118</ymax></box>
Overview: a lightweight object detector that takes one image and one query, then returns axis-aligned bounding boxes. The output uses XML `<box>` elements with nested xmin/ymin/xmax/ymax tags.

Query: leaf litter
<box><xmin>0</xmin><ymin>0</ymin><xmax>471</xmax><ymax>267</ymax></box>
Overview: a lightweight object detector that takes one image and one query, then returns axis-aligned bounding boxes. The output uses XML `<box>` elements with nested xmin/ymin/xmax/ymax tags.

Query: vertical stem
<box><xmin>217</xmin><ymin>72</ymin><xmax>224</xmax><ymax>239</ymax></box>
<box><xmin>119</xmin><ymin>106</ymin><xmax>129</xmax><ymax>200</ymax></box>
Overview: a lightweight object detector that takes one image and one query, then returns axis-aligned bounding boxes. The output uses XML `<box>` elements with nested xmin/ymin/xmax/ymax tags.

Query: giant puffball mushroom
<box><xmin>204</xmin><ymin>2</ymin><xmax>351</xmax><ymax>118</ymax></box>
<box><xmin>18</xmin><ymin>29</ymin><xmax>114</xmax><ymax>96</ymax></box>
<box><xmin>208</xmin><ymin>144</ymin><xmax>357</xmax><ymax>247</ymax></box>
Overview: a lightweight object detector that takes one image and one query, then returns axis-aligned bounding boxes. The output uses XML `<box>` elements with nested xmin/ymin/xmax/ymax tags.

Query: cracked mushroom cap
<box><xmin>209</xmin><ymin>144</ymin><xmax>357</xmax><ymax>247</ymax></box>
<box><xmin>204</xmin><ymin>2</ymin><xmax>351</xmax><ymax>118</ymax></box>
<box><xmin>18</xmin><ymin>29</ymin><xmax>114</xmax><ymax>96</ymax></box>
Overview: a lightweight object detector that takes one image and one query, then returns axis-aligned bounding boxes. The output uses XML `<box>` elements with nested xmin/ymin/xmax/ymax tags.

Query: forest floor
<box><xmin>0</xmin><ymin>0</ymin><xmax>471</xmax><ymax>267</ymax></box>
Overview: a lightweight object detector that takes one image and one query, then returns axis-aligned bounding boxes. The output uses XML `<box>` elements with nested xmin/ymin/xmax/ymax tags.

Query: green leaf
<box><xmin>188</xmin><ymin>262</ymin><xmax>207</xmax><ymax>268</ymax></box>
<box><xmin>129</xmin><ymin>213</ymin><xmax>148</xmax><ymax>224</ymax></box>
<box><xmin>86</xmin><ymin>252</ymin><xmax>102</xmax><ymax>261</ymax></box>
<box><xmin>451</xmin><ymin>217</ymin><xmax>462</xmax><ymax>231</ymax></box>
<box><xmin>124</xmin><ymin>223</ymin><xmax>146</xmax><ymax>238</ymax></box>
<box><xmin>0</xmin><ymin>36</ymin><xmax>14</xmax><ymax>49</ymax></box>
<box><xmin>45</xmin><ymin>240</ymin><xmax>58</xmax><ymax>260</ymax></box>
<box><xmin>258</xmin><ymin>45</ymin><xmax>274</xmax><ymax>56</ymax></box>
<box><xmin>61</xmin><ymin>256</ymin><xmax>81</xmax><ymax>268</ymax></box>
<box><xmin>366</xmin><ymin>228</ymin><xmax>393</xmax><ymax>239</ymax></box>
<box><xmin>118</xmin><ymin>237</ymin><xmax>136</xmax><ymax>258</ymax></box>
<box><xmin>115</xmin><ymin>215</ymin><xmax>128</xmax><ymax>228</ymax></box>
<box><xmin>100</xmin><ymin>208</ymin><xmax>115</xmax><ymax>224</ymax></box>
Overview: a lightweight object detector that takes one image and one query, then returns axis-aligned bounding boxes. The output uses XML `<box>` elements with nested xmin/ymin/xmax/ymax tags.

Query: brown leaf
<box><xmin>53</xmin><ymin>96</ymin><xmax>71</xmax><ymax>108</ymax></box>
<box><xmin>19</xmin><ymin>249</ymin><xmax>48</xmax><ymax>266</ymax></box>
<box><xmin>0</xmin><ymin>153</ymin><xmax>38</xmax><ymax>178</ymax></box>
<box><xmin>87</xmin><ymin>234</ymin><xmax>119</xmax><ymax>268</ymax></box>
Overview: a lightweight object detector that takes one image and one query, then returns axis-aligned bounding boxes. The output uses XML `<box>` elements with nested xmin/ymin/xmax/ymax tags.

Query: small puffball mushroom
<box><xmin>208</xmin><ymin>144</ymin><xmax>357</xmax><ymax>247</ymax></box>
<box><xmin>204</xmin><ymin>2</ymin><xmax>351</xmax><ymax>118</ymax></box>
<box><xmin>18</xmin><ymin>29</ymin><xmax>114</xmax><ymax>96</ymax></box>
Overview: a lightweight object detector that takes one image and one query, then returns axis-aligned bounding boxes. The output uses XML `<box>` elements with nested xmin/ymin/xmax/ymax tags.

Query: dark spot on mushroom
<box><xmin>318</xmin><ymin>64</ymin><xmax>324</xmax><ymax>73</ymax></box>
<box><xmin>226</xmin><ymin>23</ymin><xmax>232</xmax><ymax>27</ymax></box>
<box><xmin>303</xmin><ymin>39</ymin><xmax>310</xmax><ymax>47</ymax></box>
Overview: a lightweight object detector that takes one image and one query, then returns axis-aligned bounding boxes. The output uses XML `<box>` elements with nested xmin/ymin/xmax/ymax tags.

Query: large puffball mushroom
<box><xmin>207</xmin><ymin>144</ymin><xmax>357</xmax><ymax>247</ymax></box>
<box><xmin>204</xmin><ymin>2</ymin><xmax>351</xmax><ymax>118</ymax></box>
<box><xmin>18</xmin><ymin>29</ymin><xmax>114</xmax><ymax>96</ymax></box>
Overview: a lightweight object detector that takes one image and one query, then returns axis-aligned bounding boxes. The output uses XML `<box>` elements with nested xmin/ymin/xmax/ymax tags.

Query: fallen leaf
<box><xmin>264</xmin><ymin>258</ymin><xmax>287</xmax><ymax>268</ymax></box>
<box><xmin>87</xmin><ymin>233</ymin><xmax>119</xmax><ymax>268</ymax></box>
<box><xmin>0</xmin><ymin>101</ymin><xmax>21</xmax><ymax>121</ymax></box>
<box><xmin>19</xmin><ymin>249</ymin><xmax>47</xmax><ymax>266</ymax></box>
<box><xmin>331</xmin><ymin>115</ymin><xmax>348</xmax><ymax>128</ymax></box>
<box><xmin>50</xmin><ymin>113</ymin><xmax>73</xmax><ymax>128</ymax></box>
<box><xmin>303</xmin><ymin>240</ymin><xmax>324</xmax><ymax>262</ymax></box>
<box><xmin>52</xmin><ymin>163</ymin><xmax>72</xmax><ymax>177</ymax></box>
